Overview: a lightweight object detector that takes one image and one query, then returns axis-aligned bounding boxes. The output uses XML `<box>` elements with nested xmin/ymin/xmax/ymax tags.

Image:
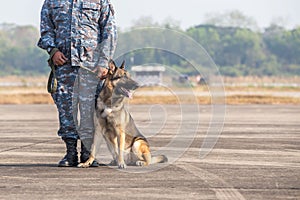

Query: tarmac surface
<box><xmin>0</xmin><ymin>104</ymin><xmax>299</xmax><ymax>200</ymax></box>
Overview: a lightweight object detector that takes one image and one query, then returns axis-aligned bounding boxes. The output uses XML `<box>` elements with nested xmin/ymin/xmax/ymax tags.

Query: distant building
<box><xmin>131</xmin><ymin>65</ymin><xmax>165</xmax><ymax>86</ymax></box>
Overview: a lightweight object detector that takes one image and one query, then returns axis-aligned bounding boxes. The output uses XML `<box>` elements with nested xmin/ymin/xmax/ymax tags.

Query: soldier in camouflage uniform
<box><xmin>37</xmin><ymin>0</ymin><xmax>117</xmax><ymax>167</ymax></box>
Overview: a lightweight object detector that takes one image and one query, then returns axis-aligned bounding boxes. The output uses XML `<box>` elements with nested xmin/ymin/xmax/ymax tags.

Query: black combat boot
<box><xmin>80</xmin><ymin>140</ymin><xmax>99</xmax><ymax>167</ymax></box>
<box><xmin>58</xmin><ymin>138</ymin><xmax>78</xmax><ymax>167</ymax></box>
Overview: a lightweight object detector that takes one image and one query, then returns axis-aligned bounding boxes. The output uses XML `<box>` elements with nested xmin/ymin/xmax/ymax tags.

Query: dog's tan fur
<box><xmin>78</xmin><ymin>61</ymin><xmax>167</xmax><ymax>168</ymax></box>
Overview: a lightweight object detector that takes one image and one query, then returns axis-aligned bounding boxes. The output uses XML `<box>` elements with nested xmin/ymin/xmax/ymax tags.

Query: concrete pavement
<box><xmin>0</xmin><ymin>104</ymin><xmax>299</xmax><ymax>200</ymax></box>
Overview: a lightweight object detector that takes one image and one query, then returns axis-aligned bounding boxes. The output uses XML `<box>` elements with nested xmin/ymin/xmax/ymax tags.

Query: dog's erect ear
<box><xmin>120</xmin><ymin>60</ymin><xmax>125</xmax><ymax>69</ymax></box>
<box><xmin>108</xmin><ymin>60</ymin><xmax>116</xmax><ymax>74</ymax></box>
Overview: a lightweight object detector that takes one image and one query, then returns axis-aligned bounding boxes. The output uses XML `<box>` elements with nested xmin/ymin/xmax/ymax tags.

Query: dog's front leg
<box><xmin>77</xmin><ymin>142</ymin><xmax>96</xmax><ymax>168</ymax></box>
<box><xmin>77</xmin><ymin>124</ymin><xmax>103</xmax><ymax>168</ymax></box>
<box><xmin>117</xmin><ymin>127</ymin><xmax>126</xmax><ymax>169</ymax></box>
<box><xmin>105</xmin><ymin>135</ymin><xmax>119</xmax><ymax>165</ymax></box>
<box><xmin>77</xmin><ymin>139</ymin><xmax>96</xmax><ymax>168</ymax></box>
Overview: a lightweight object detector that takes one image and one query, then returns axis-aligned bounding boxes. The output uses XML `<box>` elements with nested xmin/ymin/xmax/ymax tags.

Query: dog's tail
<box><xmin>151</xmin><ymin>155</ymin><xmax>168</xmax><ymax>164</ymax></box>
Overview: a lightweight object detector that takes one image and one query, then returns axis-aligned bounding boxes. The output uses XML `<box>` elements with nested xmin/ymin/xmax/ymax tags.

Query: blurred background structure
<box><xmin>0</xmin><ymin>0</ymin><xmax>299</xmax><ymax>104</ymax></box>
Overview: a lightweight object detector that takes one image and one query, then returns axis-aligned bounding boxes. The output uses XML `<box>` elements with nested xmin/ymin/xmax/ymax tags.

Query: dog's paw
<box><xmin>77</xmin><ymin>159</ymin><xmax>94</xmax><ymax>168</ymax></box>
<box><xmin>118</xmin><ymin>162</ymin><xmax>127</xmax><ymax>169</ymax></box>
<box><xmin>77</xmin><ymin>162</ymin><xmax>90</xmax><ymax>168</ymax></box>
<box><xmin>136</xmin><ymin>161</ymin><xmax>146</xmax><ymax>167</ymax></box>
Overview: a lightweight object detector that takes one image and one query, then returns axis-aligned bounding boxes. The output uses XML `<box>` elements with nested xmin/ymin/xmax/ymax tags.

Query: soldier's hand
<box><xmin>52</xmin><ymin>51</ymin><xmax>68</xmax><ymax>66</ymax></box>
<box><xmin>98</xmin><ymin>67</ymin><xmax>108</xmax><ymax>80</ymax></box>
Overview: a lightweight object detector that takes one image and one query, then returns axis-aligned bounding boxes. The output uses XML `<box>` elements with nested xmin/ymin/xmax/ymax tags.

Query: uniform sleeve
<box><xmin>97</xmin><ymin>0</ymin><xmax>118</xmax><ymax>68</ymax></box>
<box><xmin>37</xmin><ymin>0</ymin><xmax>56</xmax><ymax>51</ymax></box>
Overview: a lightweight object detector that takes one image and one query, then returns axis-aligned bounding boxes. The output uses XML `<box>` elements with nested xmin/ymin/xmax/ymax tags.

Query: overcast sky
<box><xmin>0</xmin><ymin>0</ymin><xmax>299</xmax><ymax>30</ymax></box>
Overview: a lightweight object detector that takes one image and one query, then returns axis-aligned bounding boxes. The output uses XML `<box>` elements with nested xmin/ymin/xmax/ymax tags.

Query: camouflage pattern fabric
<box><xmin>51</xmin><ymin>65</ymin><xmax>79</xmax><ymax>140</ymax></box>
<box><xmin>73</xmin><ymin>68</ymin><xmax>102</xmax><ymax>140</ymax></box>
<box><xmin>37</xmin><ymin>0</ymin><xmax>117</xmax><ymax>140</ymax></box>
<box><xmin>38</xmin><ymin>0</ymin><xmax>117</xmax><ymax>70</ymax></box>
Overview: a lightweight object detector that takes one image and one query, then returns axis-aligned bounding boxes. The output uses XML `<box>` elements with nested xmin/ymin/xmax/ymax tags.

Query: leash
<box><xmin>47</xmin><ymin>61</ymin><xmax>109</xmax><ymax>93</ymax></box>
<box><xmin>47</xmin><ymin>64</ymin><xmax>58</xmax><ymax>93</ymax></box>
<box><xmin>47</xmin><ymin>48</ymin><xmax>59</xmax><ymax>93</ymax></box>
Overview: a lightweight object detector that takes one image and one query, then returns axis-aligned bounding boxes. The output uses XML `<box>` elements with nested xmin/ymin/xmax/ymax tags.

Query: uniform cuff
<box><xmin>49</xmin><ymin>48</ymin><xmax>59</xmax><ymax>58</ymax></box>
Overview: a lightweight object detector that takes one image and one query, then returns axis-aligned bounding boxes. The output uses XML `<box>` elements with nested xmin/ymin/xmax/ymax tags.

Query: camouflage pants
<box><xmin>51</xmin><ymin>64</ymin><xmax>100</xmax><ymax>141</ymax></box>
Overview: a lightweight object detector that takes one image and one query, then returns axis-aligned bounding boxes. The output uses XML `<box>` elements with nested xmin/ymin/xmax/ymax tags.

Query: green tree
<box><xmin>264</xmin><ymin>25</ymin><xmax>300</xmax><ymax>75</ymax></box>
<box><xmin>0</xmin><ymin>23</ymin><xmax>48</xmax><ymax>76</ymax></box>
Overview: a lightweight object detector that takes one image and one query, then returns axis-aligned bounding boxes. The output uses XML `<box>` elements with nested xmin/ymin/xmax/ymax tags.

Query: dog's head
<box><xmin>106</xmin><ymin>60</ymin><xmax>139</xmax><ymax>99</ymax></box>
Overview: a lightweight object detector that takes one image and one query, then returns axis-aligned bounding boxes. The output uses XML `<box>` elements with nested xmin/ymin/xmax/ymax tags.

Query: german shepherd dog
<box><xmin>78</xmin><ymin>60</ymin><xmax>168</xmax><ymax>169</ymax></box>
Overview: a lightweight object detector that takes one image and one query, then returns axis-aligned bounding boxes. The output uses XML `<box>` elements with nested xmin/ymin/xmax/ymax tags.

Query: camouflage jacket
<box><xmin>37</xmin><ymin>0</ymin><xmax>117</xmax><ymax>69</ymax></box>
